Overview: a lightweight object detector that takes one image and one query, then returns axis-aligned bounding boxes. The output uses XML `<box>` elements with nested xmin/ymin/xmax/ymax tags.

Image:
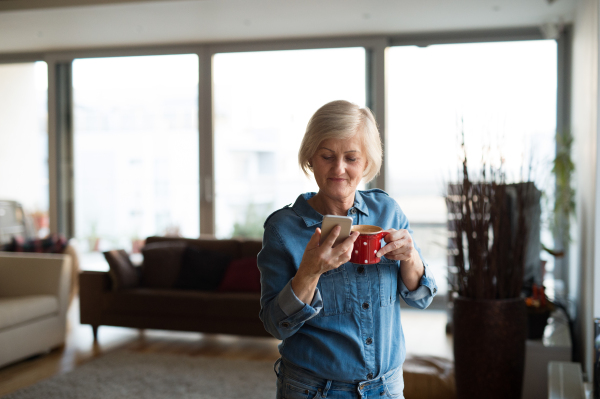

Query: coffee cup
<box><xmin>350</xmin><ymin>225</ymin><xmax>390</xmax><ymax>264</ymax></box>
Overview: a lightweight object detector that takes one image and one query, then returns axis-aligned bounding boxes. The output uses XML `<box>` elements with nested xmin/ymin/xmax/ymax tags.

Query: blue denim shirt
<box><xmin>257</xmin><ymin>189</ymin><xmax>437</xmax><ymax>383</ymax></box>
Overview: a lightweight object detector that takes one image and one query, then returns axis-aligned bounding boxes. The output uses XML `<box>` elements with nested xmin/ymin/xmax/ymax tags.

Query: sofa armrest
<box><xmin>0</xmin><ymin>252</ymin><xmax>72</xmax><ymax>319</ymax></box>
<box><xmin>79</xmin><ymin>271</ymin><xmax>111</xmax><ymax>326</ymax></box>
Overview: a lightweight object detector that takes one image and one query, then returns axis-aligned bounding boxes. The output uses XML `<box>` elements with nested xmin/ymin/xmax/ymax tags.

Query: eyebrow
<box><xmin>319</xmin><ymin>147</ymin><xmax>359</xmax><ymax>154</ymax></box>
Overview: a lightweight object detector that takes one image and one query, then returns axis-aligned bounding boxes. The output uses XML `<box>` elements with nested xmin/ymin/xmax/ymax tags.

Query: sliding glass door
<box><xmin>213</xmin><ymin>48</ymin><xmax>366</xmax><ymax>238</ymax></box>
<box><xmin>72</xmin><ymin>54</ymin><xmax>199</xmax><ymax>269</ymax></box>
<box><xmin>386</xmin><ymin>40</ymin><xmax>558</xmax><ymax>295</ymax></box>
<box><xmin>0</xmin><ymin>62</ymin><xmax>49</xmax><ymax>240</ymax></box>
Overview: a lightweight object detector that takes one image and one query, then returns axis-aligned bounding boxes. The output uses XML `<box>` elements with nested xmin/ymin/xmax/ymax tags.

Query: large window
<box><xmin>386</xmin><ymin>40</ymin><xmax>558</xmax><ymax>295</ymax></box>
<box><xmin>213</xmin><ymin>48</ymin><xmax>366</xmax><ymax>239</ymax></box>
<box><xmin>0</xmin><ymin>62</ymin><xmax>49</xmax><ymax>240</ymax></box>
<box><xmin>72</xmin><ymin>54</ymin><xmax>199</xmax><ymax>269</ymax></box>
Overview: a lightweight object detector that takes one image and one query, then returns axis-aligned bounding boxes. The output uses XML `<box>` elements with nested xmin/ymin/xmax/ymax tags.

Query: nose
<box><xmin>332</xmin><ymin>158</ymin><xmax>345</xmax><ymax>175</ymax></box>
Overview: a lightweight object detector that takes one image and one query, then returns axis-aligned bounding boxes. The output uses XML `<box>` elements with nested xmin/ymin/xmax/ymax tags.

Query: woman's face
<box><xmin>310</xmin><ymin>133</ymin><xmax>367</xmax><ymax>202</ymax></box>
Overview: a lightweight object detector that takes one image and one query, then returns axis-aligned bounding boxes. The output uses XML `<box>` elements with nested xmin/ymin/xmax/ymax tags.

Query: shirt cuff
<box><xmin>278</xmin><ymin>279</ymin><xmax>322</xmax><ymax>317</ymax></box>
<box><xmin>399</xmin><ymin>262</ymin><xmax>438</xmax><ymax>301</ymax></box>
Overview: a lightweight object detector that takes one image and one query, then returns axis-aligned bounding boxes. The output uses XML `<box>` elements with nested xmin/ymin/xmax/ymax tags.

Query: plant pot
<box><xmin>453</xmin><ymin>296</ymin><xmax>527</xmax><ymax>399</ymax></box>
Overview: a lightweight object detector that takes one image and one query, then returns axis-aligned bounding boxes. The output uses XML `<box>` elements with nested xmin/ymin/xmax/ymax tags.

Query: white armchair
<box><xmin>0</xmin><ymin>252</ymin><xmax>72</xmax><ymax>368</ymax></box>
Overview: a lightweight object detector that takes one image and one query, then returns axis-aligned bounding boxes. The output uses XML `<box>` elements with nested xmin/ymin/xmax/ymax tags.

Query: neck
<box><xmin>308</xmin><ymin>192</ymin><xmax>355</xmax><ymax>216</ymax></box>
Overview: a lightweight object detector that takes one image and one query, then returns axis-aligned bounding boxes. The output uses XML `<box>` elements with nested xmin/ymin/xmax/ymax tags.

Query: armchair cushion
<box><xmin>0</xmin><ymin>295</ymin><xmax>58</xmax><ymax>330</ymax></box>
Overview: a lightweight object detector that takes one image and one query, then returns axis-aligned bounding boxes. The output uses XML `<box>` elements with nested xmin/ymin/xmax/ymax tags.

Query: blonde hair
<box><xmin>298</xmin><ymin>100</ymin><xmax>382</xmax><ymax>183</ymax></box>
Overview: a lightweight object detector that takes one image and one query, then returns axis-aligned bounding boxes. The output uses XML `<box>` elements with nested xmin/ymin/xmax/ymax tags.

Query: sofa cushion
<box><xmin>173</xmin><ymin>246</ymin><xmax>232</xmax><ymax>291</ymax></box>
<box><xmin>141</xmin><ymin>242</ymin><xmax>187</xmax><ymax>289</ymax></box>
<box><xmin>217</xmin><ymin>257</ymin><xmax>261</xmax><ymax>293</ymax></box>
<box><xmin>104</xmin><ymin>288</ymin><xmax>261</xmax><ymax>320</ymax></box>
<box><xmin>104</xmin><ymin>250</ymin><xmax>139</xmax><ymax>291</ymax></box>
<box><xmin>0</xmin><ymin>295</ymin><xmax>58</xmax><ymax>330</ymax></box>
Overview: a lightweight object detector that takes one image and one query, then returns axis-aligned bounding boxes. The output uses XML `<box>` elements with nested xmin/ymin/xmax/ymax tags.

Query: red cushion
<box><xmin>217</xmin><ymin>257</ymin><xmax>261</xmax><ymax>293</ymax></box>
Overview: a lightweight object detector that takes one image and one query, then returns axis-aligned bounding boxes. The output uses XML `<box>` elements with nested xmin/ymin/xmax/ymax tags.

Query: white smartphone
<box><xmin>320</xmin><ymin>215</ymin><xmax>353</xmax><ymax>247</ymax></box>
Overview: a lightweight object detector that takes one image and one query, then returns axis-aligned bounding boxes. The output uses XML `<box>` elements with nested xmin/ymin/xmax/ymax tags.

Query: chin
<box><xmin>323</xmin><ymin>186</ymin><xmax>355</xmax><ymax>199</ymax></box>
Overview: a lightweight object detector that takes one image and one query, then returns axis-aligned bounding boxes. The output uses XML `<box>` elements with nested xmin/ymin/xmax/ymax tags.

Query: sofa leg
<box><xmin>92</xmin><ymin>325</ymin><xmax>99</xmax><ymax>341</ymax></box>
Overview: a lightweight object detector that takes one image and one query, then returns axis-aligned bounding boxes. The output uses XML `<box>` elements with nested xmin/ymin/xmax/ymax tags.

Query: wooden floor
<box><xmin>0</xmin><ymin>297</ymin><xmax>452</xmax><ymax>397</ymax></box>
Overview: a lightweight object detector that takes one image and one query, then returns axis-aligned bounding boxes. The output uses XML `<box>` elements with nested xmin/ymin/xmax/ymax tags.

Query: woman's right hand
<box><xmin>291</xmin><ymin>226</ymin><xmax>359</xmax><ymax>304</ymax></box>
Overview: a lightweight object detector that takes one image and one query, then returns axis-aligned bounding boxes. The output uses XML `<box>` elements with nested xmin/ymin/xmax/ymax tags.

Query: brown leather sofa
<box><xmin>79</xmin><ymin>236</ymin><xmax>269</xmax><ymax>340</ymax></box>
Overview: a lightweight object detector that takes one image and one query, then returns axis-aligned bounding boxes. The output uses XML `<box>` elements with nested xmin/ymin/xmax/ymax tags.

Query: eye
<box><xmin>346</xmin><ymin>157</ymin><xmax>357</xmax><ymax>162</ymax></box>
<box><xmin>322</xmin><ymin>155</ymin><xmax>334</xmax><ymax>161</ymax></box>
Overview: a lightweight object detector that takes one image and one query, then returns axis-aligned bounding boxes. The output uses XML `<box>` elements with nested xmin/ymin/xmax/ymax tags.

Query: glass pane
<box><xmin>0</xmin><ymin>62</ymin><xmax>49</xmax><ymax>242</ymax></box>
<box><xmin>387</xmin><ymin>40</ymin><xmax>557</xmax><ymax>295</ymax></box>
<box><xmin>214</xmin><ymin>48</ymin><xmax>366</xmax><ymax>239</ymax></box>
<box><xmin>73</xmin><ymin>54</ymin><xmax>199</xmax><ymax>270</ymax></box>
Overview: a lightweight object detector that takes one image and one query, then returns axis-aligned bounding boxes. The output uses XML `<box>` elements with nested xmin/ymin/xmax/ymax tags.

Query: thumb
<box><xmin>306</xmin><ymin>227</ymin><xmax>322</xmax><ymax>249</ymax></box>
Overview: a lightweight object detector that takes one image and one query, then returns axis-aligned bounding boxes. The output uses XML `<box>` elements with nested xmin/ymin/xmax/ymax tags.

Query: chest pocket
<box><xmin>377</xmin><ymin>259</ymin><xmax>398</xmax><ymax>307</ymax></box>
<box><xmin>316</xmin><ymin>265</ymin><xmax>351</xmax><ymax>317</ymax></box>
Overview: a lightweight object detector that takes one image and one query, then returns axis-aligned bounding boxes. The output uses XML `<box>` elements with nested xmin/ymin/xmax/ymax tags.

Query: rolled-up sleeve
<box><xmin>399</xmin><ymin>262</ymin><xmax>438</xmax><ymax>309</ymax></box>
<box><xmin>258</xmin><ymin>224</ymin><xmax>322</xmax><ymax>340</ymax></box>
<box><xmin>395</xmin><ymin>202</ymin><xmax>438</xmax><ymax>309</ymax></box>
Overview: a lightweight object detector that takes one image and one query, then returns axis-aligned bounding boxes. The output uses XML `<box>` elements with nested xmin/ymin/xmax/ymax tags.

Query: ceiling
<box><xmin>0</xmin><ymin>0</ymin><xmax>577</xmax><ymax>55</ymax></box>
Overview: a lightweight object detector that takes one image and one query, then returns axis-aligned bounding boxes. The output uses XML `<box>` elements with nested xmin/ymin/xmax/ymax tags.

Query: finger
<box><xmin>323</xmin><ymin>225</ymin><xmax>341</xmax><ymax>248</ymax></box>
<box><xmin>334</xmin><ymin>231</ymin><xmax>360</xmax><ymax>255</ymax></box>
<box><xmin>378</xmin><ymin>237</ymin><xmax>410</xmax><ymax>257</ymax></box>
<box><xmin>383</xmin><ymin>229</ymin><xmax>399</xmax><ymax>242</ymax></box>
<box><xmin>382</xmin><ymin>246</ymin><xmax>412</xmax><ymax>259</ymax></box>
<box><xmin>306</xmin><ymin>227</ymin><xmax>322</xmax><ymax>250</ymax></box>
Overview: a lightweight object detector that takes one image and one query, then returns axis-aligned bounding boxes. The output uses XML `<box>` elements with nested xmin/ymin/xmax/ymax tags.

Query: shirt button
<box><xmin>281</xmin><ymin>322</ymin><xmax>290</xmax><ymax>328</ymax></box>
<box><xmin>367</xmin><ymin>373</ymin><xmax>374</xmax><ymax>379</ymax></box>
<box><xmin>357</xmin><ymin>266</ymin><xmax>365</xmax><ymax>274</ymax></box>
<box><xmin>362</xmin><ymin>302</ymin><xmax>370</xmax><ymax>309</ymax></box>
<box><xmin>366</xmin><ymin>337</ymin><xmax>373</xmax><ymax>345</ymax></box>
<box><xmin>351</xmin><ymin>208</ymin><xmax>357</xmax><ymax>214</ymax></box>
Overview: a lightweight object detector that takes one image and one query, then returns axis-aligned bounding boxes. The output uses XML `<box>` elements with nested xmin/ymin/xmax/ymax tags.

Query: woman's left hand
<box><xmin>376</xmin><ymin>229</ymin><xmax>418</xmax><ymax>262</ymax></box>
<box><xmin>377</xmin><ymin>229</ymin><xmax>424</xmax><ymax>291</ymax></box>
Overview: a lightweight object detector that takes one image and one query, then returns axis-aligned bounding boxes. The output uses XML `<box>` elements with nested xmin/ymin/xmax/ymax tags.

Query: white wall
<box><xmin>571</xmin><ymin>0</ymin><xmax>599</xmax><ymax>378</ymax></box>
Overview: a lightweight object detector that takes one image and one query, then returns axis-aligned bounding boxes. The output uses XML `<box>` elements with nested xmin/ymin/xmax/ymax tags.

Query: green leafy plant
<box><xmin>552</xmin><ymin>129</ymin><xmax>575</xmax><ymax>246</ymax></box>
<box><xmin>232</xmin><ymin>202</ymin><xmax>271</xmax><ymax>239</ymax></box>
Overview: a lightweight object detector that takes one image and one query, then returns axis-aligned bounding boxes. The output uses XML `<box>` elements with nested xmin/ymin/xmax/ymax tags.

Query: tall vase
<box><xmin>453</xmin><ymin>296</ymin><xmax>527</xmax><ymax>399</ymax></box>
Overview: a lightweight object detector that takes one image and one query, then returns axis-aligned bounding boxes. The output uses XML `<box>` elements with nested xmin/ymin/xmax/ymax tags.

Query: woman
<box><xmin>258</xmin><ymin>100</ymin><xmax>437</xmax><ymax>399</ymax></box>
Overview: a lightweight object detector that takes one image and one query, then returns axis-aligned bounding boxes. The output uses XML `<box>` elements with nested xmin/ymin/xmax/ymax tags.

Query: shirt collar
<box><xmin>353</xmin><ymin>190</ymin><xmax>369</xmax><ymax>217</ymax></box>
<box><xmin>292</xmin><ymin>191</ymin><xmax>370</xmax><ymax>227</ymax></box>
<box><xmin>291</xmin><ymin>193</ymin><xmax>322</xmax><ymax>227</ymax></box>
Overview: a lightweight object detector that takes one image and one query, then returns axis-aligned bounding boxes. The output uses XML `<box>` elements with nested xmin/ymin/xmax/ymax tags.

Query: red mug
<box><xmin>350</xmin><ymin>225</ymin><xmax>390</xmax><ymax>264</ymax></box>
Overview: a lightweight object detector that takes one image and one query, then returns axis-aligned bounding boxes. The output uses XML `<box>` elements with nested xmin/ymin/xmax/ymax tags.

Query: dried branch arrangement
<box><xmin>446</xmin><ymin>149</ymin><xmax>535</xmax><ymax>300</ymax></box>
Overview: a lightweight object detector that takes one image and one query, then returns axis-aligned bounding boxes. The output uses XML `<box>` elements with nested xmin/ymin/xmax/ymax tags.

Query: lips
<box><xmin>328</xmin><ymin>178</ymin><xmax>346</xmax><ymax>182</ymax></box>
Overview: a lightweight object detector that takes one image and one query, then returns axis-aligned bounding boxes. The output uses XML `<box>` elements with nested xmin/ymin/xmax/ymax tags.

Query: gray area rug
<box><xmin>3</xmin><ymin>351</ymin><xmax>277</xmax><ymax>399</ymax></box>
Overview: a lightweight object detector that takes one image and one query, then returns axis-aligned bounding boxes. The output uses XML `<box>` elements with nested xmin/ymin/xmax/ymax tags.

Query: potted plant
<box><xmin>446</xmin><ymin>145</ymin><xmax>536</xmax><ymax>399</ymax></box>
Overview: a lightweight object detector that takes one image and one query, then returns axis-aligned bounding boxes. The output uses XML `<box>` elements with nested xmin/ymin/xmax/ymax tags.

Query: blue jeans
<box><xmin>274</xmin><ymin>358</ymin><xmax>404</xmax><ymax>399</ymax></box>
